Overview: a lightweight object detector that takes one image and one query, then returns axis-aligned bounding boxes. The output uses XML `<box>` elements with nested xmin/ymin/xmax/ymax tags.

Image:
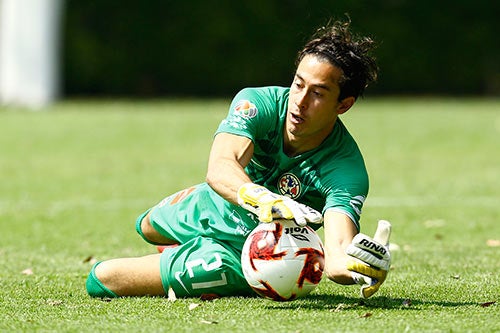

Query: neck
<box><xmin>283</xmin><ymin>131</ymin><xmax>325</xmax><ymax>157</ymax></box>
<box><xmin>283</xmin><ymin>120</ymin><xmax>337</xmax><ymax>157</ymax></box>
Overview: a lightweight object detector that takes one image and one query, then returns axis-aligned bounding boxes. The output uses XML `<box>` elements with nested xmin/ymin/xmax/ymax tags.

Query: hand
<box><xmin>237</xmin><ymin>183</ymin><xmax>322</xmax><ymax>226</ymax></box>
<box><xmin>346</xmin><ymin>220</ymin><xmax>392</xmax><ymax>298</ymax></box>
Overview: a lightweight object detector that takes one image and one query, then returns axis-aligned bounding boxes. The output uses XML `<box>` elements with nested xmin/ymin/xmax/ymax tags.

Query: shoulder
<box><xmin>331</xmin><ymin>119</ymin><xmax>364</xmax><ymax>159</ymax></box>
<box><xmin>317</xmin><ymin>120</ymin><xmax>369</xmax><ymax>189</ymax></box>
<box><xmin>233</xmin><ymin>86</ymin><xmax>289</xmax><ymax>106</ymax></box>
<box><xmin>216</xmin><ymin>87</ymin><xmax>288</xmax><ymax>139</ymax></box>
<box><xmin>230</xmin><ymin>86</ymin><xmax>289</xmax><ymax>121</ymax></box>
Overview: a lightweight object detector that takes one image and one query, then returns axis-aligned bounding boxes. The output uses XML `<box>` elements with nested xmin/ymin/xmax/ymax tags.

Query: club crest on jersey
<box><xmin>234</xmin><ymin>100</ymin><xmax>258</xmax><ymax>119</ymax></box>
<box><xmin>277</xmin><ymin>173</ymin><xmax>301</xmax><ymax>199</ymax></box>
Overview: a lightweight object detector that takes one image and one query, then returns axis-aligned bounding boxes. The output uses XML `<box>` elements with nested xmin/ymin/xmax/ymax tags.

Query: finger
<box><xmin>360</xmin><ymin>280</ymin><xmax>382</xmax><ymax>298</ymax></box>
<box><xmin>346</xmin><ymin>243</ymin><xmax>390</xmax><ymax>270</ymax></box>
<box><xmin>373</xmin><ymin>220</ymin><xmax>391</xmax><ymax>245</ymax></box>
<box><xmin>280</xmin><ymin>197</ymin><xmax>302</xmax><ymax>219</ymax></box>
<box><xmin>350</xmin><ymin>264</ymin><xmax>383</xmax><ymax>298</ymax></box>
<box><xmin>283</xmin><ymin>198</ymin><xmax>323</xmax><ymax>224</ymax></box>
<box><xmin>293</xmin><ymin>216</ymin><xmax>306</xmax><ymax>226</ymax></box>
<box><xmin>273</xmin><ymin>202</ymin><xmax>294</xmax><ymax>220</ymax></box>
<box><xmin>295</xmin><ymin>202</ymin><xmax>322</xmax><ymax>223</ymax></box>
<box><xmin>347</xmin><ymin>260</ymin><xmax>387</xmax><ymax>280</ymax></box>
<box><xmin>304</xmin><ymin>209</ymin><xmax>322</xmax><ymax>223</ymax></box>
<box><xmin>258</xmin><ymin>203</ymin><xmax>274</xmax><ymax>222</ymax></box>
<box><xmin>351</xmin><ymin>271</ymin><xmax>372</xmax><ymax>286</ymax></box>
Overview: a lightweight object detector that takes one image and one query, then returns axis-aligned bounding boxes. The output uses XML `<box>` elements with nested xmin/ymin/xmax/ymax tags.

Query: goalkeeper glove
<box><xmin>237</xmin><ymin>183</ymin><xmax>322</xmax><ymax>226</ymax></box>
<box><xmin>346</xmin><ymin>220</ymin><xmax>392</xmax><ymax>298</ymax></box>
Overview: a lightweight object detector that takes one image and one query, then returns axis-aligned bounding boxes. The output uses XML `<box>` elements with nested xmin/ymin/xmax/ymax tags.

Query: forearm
<box><xmin>323</xmin><ymin>210</ymin><xmax>358</xmax><ymax>285</ymax></box>
<box><xmin>324</xmin><ymin>238</ymin><xmax>356</xmax><ymax>285</ymax></box>
<box><xmin>206</xmin><ymin>133</ymin><xmax>254</xmax><ymax>205</ymax></box>
<box><xmin>206</xmin><ymin>157</ymin><xmax>252</xmax><ymax>205</ymax></box>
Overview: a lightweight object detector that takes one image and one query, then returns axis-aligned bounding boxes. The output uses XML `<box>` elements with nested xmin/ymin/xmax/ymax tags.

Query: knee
<box><xmin>137</xmin><ymin>212</ymin><xmax>176</xmax><ymax>245</ymax></box>
<box><xmin>86</xmin><ymin>262</ymin><xmax>118</xmax><ymax>298</ymax></box>
<box><xmin>136</xmin><ymin>212</ymin><xmax>158</xmax><ymax>242</ymax></box>
<box><xmin>140</xmin><ymin>214</ymin><xmax>159</xmax><ymax>240</ymax></box>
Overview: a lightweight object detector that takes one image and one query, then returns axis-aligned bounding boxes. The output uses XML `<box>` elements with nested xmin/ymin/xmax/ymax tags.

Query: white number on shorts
<box><xmin>185</xmin><ymin>253</ymin><xmax>228</xmax><ymax>289</ymax></box>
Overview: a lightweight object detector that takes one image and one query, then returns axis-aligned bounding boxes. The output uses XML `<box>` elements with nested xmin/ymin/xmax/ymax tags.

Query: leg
<box><xmin>139</xmin><ymin>211</ymin><xmax>179</xmax><ymax>245</ymax></box>
<box><xmin>161</xmin><ymin>237</ymin><xmax>254</xmax><ymax>298</ymax></box>
<box><xmin>93</xmin><ymin>254</ymin><xmax>165</xmax><ymax>297</ymax></box>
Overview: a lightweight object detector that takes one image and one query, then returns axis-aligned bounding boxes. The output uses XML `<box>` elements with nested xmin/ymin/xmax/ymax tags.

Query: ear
<box><xmin>336</xmin><ymin>96</ymin><xmax>355</xmax><ymax>115</ymax></box>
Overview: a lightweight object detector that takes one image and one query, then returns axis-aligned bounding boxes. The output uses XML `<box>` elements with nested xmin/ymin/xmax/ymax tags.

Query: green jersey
<box><xmin>216</xmin><ymin>86</ymin><xmax>368</xmax><ymax>230</ymax></box>
<box><xmin>137</xmin><ymin>86</ymin><xmax>369</xmax><ymax>298</ymax></box>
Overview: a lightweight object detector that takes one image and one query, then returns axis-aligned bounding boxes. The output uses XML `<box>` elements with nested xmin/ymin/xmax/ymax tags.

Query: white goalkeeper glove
<box><xmin>346</xmin><ymin>220</ymin><xmax>392</xmax><ymax>298</ymax></box>
<box><xmin>237</xmin><ymin>183</ymin><xmax>323</xmax><ymax>226</ymax></box>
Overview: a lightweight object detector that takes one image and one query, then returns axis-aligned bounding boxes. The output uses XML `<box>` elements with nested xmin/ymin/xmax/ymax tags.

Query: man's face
<box><xmin>286</xmin><ymin>54</ymin><xmax>351</xmax><ymax>151</ymax></box>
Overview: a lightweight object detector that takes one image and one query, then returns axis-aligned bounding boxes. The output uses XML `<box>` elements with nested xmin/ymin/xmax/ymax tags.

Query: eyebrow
<box><xmin>295</xmin><ymin>74</ymin><xmax>332</xmax><ymax>91</ymax></box>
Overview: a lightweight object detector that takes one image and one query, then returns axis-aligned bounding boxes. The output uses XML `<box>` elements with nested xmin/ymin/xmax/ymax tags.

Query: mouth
<box><xmin>289</xmin><ymin>111</ymin><xmax>305</xmax><ymax>124</ymax></box>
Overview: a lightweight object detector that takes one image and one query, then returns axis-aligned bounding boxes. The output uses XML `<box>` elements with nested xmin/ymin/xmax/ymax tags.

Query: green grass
<box><xmin>0</xmin><ymin>98</ymin><xmax>498</xmax><ymax>332</ymax></box>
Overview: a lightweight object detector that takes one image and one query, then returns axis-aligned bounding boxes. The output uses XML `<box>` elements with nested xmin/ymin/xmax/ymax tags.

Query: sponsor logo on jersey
<box><xmin>234</xmin><ymin>100</ymin><xmax>258</xmax><ymax>119</ymax></box>
<box><xmin>277</xmin><ymin>173</ymin><xmax>301</xmax><ymax>199</ymax></box>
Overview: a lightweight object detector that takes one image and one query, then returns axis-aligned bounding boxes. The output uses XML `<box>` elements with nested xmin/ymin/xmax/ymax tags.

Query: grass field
<box><xmin>0</xmin><ymin>98</ymin><xmax>498</xmax><ymax>332</ymax></box>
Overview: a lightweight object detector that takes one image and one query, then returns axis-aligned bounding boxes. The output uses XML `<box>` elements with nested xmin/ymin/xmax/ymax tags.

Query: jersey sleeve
<box><xmin>215</xmin><ymin>87</ymin><xmax>278</xmax><ymax>141</ymax></box>
<box><xmin>322</xmin><ymin>165</ymin><xmax>368</xmax><ymax>232</ymax></box>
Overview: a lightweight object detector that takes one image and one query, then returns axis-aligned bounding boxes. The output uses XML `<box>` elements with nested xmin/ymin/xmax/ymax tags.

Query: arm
<box><xmin>206</xmin><ymin>132</ymin><xmax>322</xmax><ymax>225</ymax></box>
<box><xmin>322</xmin><ymin>209</ymin><xmax>358</xmax><ymax>285</ymax></box>
<box><xmin>206</xmin><ymin>132</ymin><xmax>254</xmax><ymax>204</ymax></box>
<box><xmin>324</xmin><ymin>209</ymin><xmax>392</xmax><ymax>297</ymax></box>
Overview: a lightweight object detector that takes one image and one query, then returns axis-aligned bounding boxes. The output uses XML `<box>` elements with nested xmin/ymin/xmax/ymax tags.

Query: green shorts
<box><xmin>136</xmin><ymin>183</ymin><xmax>258</xmax><ymax>297</ymax></box>
<box><xmin>160</xmin><ymin>237</ymin><xmax>254</xmax><ymax>297</ymax></box>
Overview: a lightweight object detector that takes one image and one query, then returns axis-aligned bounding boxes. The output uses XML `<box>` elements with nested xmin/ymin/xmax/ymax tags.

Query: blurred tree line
<box><xmin>63</xmin><ymin>0</ymin><xmax>499</xmax><ymax>97</ymax></box>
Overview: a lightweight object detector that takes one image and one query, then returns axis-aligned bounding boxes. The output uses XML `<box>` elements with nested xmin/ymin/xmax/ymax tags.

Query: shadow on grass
<box><xmin>263</xmin><ymin>294</ymin><xmax>481</xmax><ymax>311</ymax></box>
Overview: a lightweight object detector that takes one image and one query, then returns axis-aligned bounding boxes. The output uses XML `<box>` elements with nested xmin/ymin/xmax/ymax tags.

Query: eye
<box><xmin>292</xmin><ymin>77</ymin><xmax>304</xmax><ymax>89</ymax></box>
<box><xmin>313</xmin><ymin>91</ymin><xmax>323</xmax><ymax>97</ymax></box>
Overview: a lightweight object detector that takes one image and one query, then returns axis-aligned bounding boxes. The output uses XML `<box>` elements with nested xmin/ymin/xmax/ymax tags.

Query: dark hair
<box><xmin>296</xmin><ymin>18</ymin><xmax>378</xmax><ymax>101</ymax></box>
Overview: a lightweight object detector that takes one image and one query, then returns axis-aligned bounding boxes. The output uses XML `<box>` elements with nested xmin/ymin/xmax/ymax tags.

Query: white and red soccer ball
<box><xmin>241</xmin><ymin>219</ymin><xmax>325</xmax><ymax>301</ymax></box>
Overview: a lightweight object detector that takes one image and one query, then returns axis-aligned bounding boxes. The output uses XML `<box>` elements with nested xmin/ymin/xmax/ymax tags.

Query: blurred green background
<box><xmin>62</xmin><ymin>0</ymin><xmax>500</xmax><ymax>98</ymax></box>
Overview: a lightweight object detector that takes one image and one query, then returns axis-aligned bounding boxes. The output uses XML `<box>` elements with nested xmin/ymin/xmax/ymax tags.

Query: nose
<box><xmin>295</xmin><ymin>90</ymin><xmax>308</xmax><ymax>110</ymax></box>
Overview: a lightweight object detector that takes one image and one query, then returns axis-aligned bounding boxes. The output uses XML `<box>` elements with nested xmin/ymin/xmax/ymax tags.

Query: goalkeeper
<box><xmin>86</xmin><ymin>18</ymin><xmax>391</xmax><ymax>300</ymax></box>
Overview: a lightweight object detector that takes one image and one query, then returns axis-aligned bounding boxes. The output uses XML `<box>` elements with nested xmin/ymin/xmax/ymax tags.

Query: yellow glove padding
<box><xmin>347</xmin><ymin>260</ymin><xmax>388</xmax><ymax>298</ymax></box>
<box><xmin>237</xmin><ymin>183</ymin><xmax>322</xmax><ymax>226</ymax></box>
<box><xmin>346</xmin><ymin>220</ymin><xmax>392</xmax><ymax>298</ymax></box>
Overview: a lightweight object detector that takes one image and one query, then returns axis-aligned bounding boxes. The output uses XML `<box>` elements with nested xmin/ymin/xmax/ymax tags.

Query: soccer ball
<box><xmin>241</xmin><ymin>219</ymin><xmax>325</xmax><ymax>301</ymax></box>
